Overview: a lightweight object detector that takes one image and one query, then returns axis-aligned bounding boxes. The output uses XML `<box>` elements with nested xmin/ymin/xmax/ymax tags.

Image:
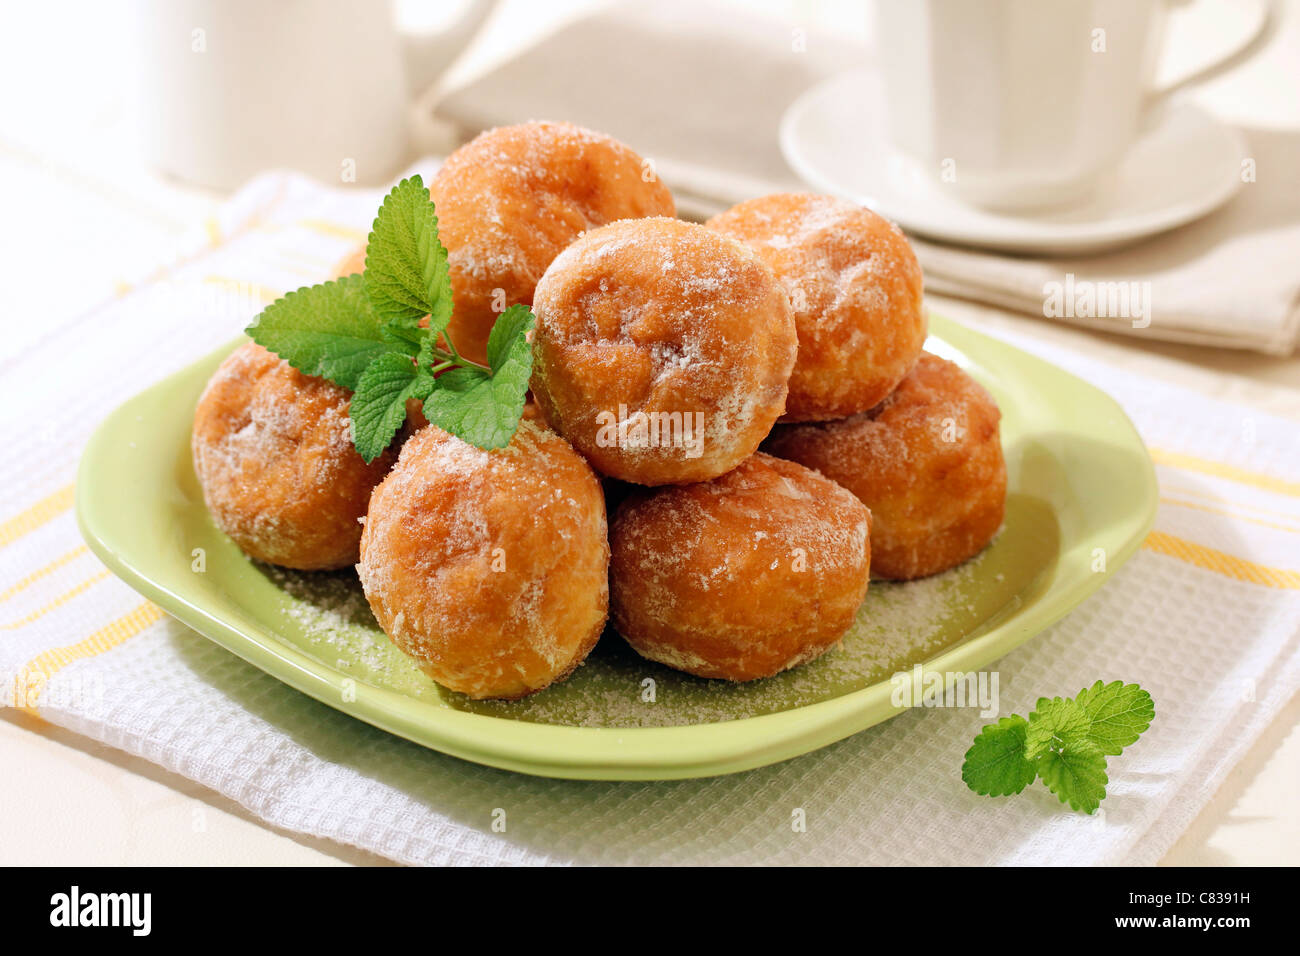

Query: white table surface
<box><xmin>1</xmin><ymin>0</ymin><xmax>1297</xmax><ymax>866</ymax></box>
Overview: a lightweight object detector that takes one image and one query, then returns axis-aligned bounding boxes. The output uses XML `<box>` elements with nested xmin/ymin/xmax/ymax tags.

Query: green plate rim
<box><xmin>76</xmin><ymin>314</ymin><xmax>1157</xmax><ymax>780</ymax></box>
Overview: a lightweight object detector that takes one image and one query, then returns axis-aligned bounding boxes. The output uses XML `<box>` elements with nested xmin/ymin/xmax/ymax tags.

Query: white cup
<box><xmin>872</xmin><ymin>0</ymin><xmax>1244</xmax><ymax>211</ymax></box>
<box><xmin>134</xmin><ymin>0</ymin><xmax>494</xmax><ymax>189</ymax></box>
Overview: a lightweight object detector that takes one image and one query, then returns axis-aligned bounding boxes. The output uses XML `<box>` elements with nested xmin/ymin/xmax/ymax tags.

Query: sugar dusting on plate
<box><xmin>261</xmin><ymin>565</ymin><xmax>398</xmax><ymax>678</ymax></box>
<box><xmin>258</xmin><ymin>544</ymin><xmax>1004</xmax><ymax>729</ymax></box>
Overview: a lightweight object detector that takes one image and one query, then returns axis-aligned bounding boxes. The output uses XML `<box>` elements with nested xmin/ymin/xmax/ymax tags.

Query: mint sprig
<box><xmin>961</xmin><ymin>681</ymin><xmax>1154</xmax><ymax>814</ymax></box>
<box><xmin>244</xmin><ymin>175</ymin><xmax>534</xmax><ymax>460</ymax></box>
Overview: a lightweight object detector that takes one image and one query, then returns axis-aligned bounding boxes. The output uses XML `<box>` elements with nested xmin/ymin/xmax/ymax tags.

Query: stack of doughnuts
<box><xmin>193</xmin><ymin>120</ymin><xmax>1006</xmax><ymax>700</ymax></box>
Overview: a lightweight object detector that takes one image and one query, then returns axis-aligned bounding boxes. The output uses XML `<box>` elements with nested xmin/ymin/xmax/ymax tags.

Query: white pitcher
<box><xmin>134</xmin><ymin>0</ymin><xmax>495</xmax><ymax>188</ymax></box>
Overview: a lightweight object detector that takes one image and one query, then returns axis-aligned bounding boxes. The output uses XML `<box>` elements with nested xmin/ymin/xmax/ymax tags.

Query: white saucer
<box><xmin>779</xmin><ymin>70</ymin><xmax>1247</xmax><ymax>255</ymax></box>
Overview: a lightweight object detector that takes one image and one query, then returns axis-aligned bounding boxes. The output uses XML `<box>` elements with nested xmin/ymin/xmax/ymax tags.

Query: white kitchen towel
<box><xmin>2</xmin><ymin>168</ymin><xmax>1299</xmax><ymax>866</ymax></box>
<box><xmin>435</xmin><ymin>0</ymin><xmax>1300</xmax><ymax>354</ymax></box>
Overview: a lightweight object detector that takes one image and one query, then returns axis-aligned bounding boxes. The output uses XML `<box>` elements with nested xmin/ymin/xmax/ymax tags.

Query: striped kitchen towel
<box><xmin>1</xmin><ymin>167</ymin><xmax>1297</xmax><ymax>866</ymax></box>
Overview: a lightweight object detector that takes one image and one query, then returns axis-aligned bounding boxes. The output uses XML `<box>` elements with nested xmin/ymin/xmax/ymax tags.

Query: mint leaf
<box><xmin>1026</xmin><ymin>696</ymin><xmax>1109</xmax><ymax>814</ymax></box>
<box><xmin>1037</xmin><ymin>739</ymin><xmax>1109</xmax><ymax>814</ymax></box>
<box><xmin>1075</xmin><ymin>680</ymin><xmax>1155</xmax><ymax>756</ymax></box>
<box><xmin>961</xmin><ymin>715</ymin><xmax>1037</xmax><ymax>797</ymax></box>
<box><xmin>380</xmin><ymin>321</ymin><xmax>424</xmax><ymax>355</ymax></box>
<box><xmin>349</xmin><ymin>353</ymin><xmax>432</xmax><ymax>463</ymax></box>
<box><xmin>245</xmin><ymin>274</ymin><xmax>397</xmax><ymax>390</ymax></box>
<box><xmin>422</xmin><ymin>306</ymin><xmax>535</xmax><ymax>450</ymax></box>
<box><xmin>363</xmin><ymin>176</ymin><xmax>453</xmax><ymax>336</ymax></box>
<box><xmin>1023</xmin><ymin>696</ymin><xmax>1093</xmax><ymax>761</ymax></box>
<box><xmin>485</xmin><ymin>304</ymin><xmax>535</xmax><ymax>378</ymax></box>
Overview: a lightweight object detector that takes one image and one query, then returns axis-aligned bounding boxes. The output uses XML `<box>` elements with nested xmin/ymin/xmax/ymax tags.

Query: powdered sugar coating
<box><xmin>610</xmin><ymin>453</ymin><xmax>871</xmax><ymax>681</ymax></box>
<box><xmin>531</xmin><ymin>217</ymin><xmax>798</xmax><ymax>485</ymax></box>
<box><xmin>765</xmin><ymin>352</ymin><xmax>1005</xmax><ymax>579</ymax></box>
<box><xmin>428</xmin><ymin>120</ymin><xmax>675</xmax><ymax>365</ymax></box>
<box><xmin>191</xmin><ymin>343</ymin><xmax>395</xmax><ymax>570</ymax></box>
<box><xmin>357</xmin><ymin>419</ymin><xmax>609</xmax><ymax>700</ymax></box>
<box><xmin>707</xmin><ymin>193</ymin><xmax>926</xmax><ymax>422</ymax></box>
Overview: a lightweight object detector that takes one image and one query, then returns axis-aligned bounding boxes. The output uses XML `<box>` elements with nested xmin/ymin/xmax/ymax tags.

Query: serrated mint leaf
<box><xmin>244</xmin><ymin>274</ymin><xmax>397</xmax><ymax>390</ymax></box>
<box><xmin>962</xmin><ymin>715</ymin><xmax>1037</xmax><ymax>797</ymax></box>
<box><xmin>379</xmin><ymin>321</ymin><xmax>424</xmax><ymax>355</ymax></box>
<box><xmin>1037</xmin><ymin>739</ymin><xmax>1109</xmax><ymax>814</ymax></box>
<box><xmin>349</xmin><ymin>353</ymin><xmax>428</xmax><ymax>463</ymax></box>
<box><xmin>1024</xmin><ymin>696</ymin><xmax>1093</xmax><ymax>760</ymax></box>
<box><xmin>422</xmin><ymin>306</ymin><xmax>535</xmax><ymax>450</ymax></box>
<box><xmin>1075</xmin><ymin>680</ymin><xmax>1155</xmax><ymax>756</ymax></box>
<box><xmin>485</xmin><ymin>304</ymin><xmax>535</xmax><ymax>375</ymax></box>
<box><xmin>421</xmin><ymin>368</ymin><xmax>518</xmax><ymax>451</ymax></box>
<box><xmin>363</xmin><ymin>175</ymin><xmax>453</xmax><ymax>336</ymax></box>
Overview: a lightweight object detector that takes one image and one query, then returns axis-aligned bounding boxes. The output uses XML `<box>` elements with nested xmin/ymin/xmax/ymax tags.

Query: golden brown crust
<box><xmin>358</xmin><ymin>419</ymin><xmax>609</xmax><ymax>700</ymax></box>
<box><xmin>765</xmin><ymin>352</ymin><xmax>1005</xmax><ymax>580</ymax></box>
<box><xmin>331</xmin><ymin>245</ymin><xmax>365</xmax><ymax>279</ymax></box>
<box><xmin>191</xmin><ymin>343</ymin><xmax>395</xmax><ymax>570</ymax></box>
<box><xmin>706</xmin><ymin>193</ymin><xmax>926</xmax><ymax>422</ymax></box>
<box><xmin>610</xmin><ymin>453</ymin><xmax>871</xmax><ymax>681</ymax></box>
<box><xmin>530</xmin><ymin>217</ymin><xmax>798</xmax><ymax>486</ymax></box>
<box><xmin>429</xmin><ymin>121</ymin><xmax>675</xmax><ymax>365</ymax></box>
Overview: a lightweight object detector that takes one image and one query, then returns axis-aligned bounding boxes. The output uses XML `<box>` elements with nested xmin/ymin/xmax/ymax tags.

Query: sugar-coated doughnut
<box><xmin>428</xmin><ymin>121</ymin><xmax>675</xmax><ymax>365</ymax></box>
<box><xmin>765</xmin><ymin>352</ymin><xmax>1005</xmax><ymax>580</ymax></box>
<box><xmin>358</xmin><ymin>420</ymin><xmax>609</xmax><ymax>700</ymax></box>
<box><xmin>191</xmin><ymin>343</ymin><xmax>394</xmax><ymax>570</ymax></box>
<box><xmin>334</xmin><ymin>122</ymin><xmax>673</xmax><ymax>363</ymax></box>
<box><xmin>530</xmin><ymin>217</ymin><xmax>798</xmax><ymax>485</ymax></box>
<box><xmin>610</xmin><ymin>453</ymin><xmax>871</xmax><ymax>681</ymax></box>
<box><xmin>706</xmin><ymin>193</ymin><xmax>926</xmax><ymax>422</ymax></box>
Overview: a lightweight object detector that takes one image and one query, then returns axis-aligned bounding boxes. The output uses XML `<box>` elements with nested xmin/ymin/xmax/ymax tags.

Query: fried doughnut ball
<box><xmin>429</xmin><ymin>120</ymin><xmax>675</xmax><ymax>365</ymax></box>
<box><xmin>765</xmin><ymin>352</ymin><xmax>1005</xmax><ymax>580</ymax></box>
<box><xmin>331</xmin><ymin>245</ymin><xmax>365</xmax><ymax>279</ymax></box>
<box><xmin>706</xmin><ymin>193</ymin><xmax>927</xmax><ymax>422</ymax></box>
<box><xmin>191</xmin><ymin>343</ymin><xmax>394</xmax><ymax>571</ymax></box>
<box><xmin>610</xmin><ymin>453</ymin><xmax>871</xmax><ymax>681</ymax></box>
<box><xmin>531</xmin><ymin>217</ymin><xmax>798</xmax><ymax>485</ymax></box>
<box><xmin>358</xmin><ymin>420</ymin><xmax>609</xmax><ymax>700</ymax></box>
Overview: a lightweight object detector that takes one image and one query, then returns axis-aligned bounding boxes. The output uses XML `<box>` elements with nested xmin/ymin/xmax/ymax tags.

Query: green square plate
<box><xmin>77</xmin><ymin>315</ymin><xmax>1156</xmax><ymax>780</ymax></box>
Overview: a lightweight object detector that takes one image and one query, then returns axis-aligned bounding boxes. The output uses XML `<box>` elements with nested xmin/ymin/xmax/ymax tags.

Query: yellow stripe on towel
<box><xmin>0</xmin><ymin>484</ymin><xmax>74</xmax><ymax>549</ymax></box>
<box><xmin>1150</xmin><ymin>448</ymin><xmax>1300</xmax><ymax>498</ymax></box>
<box><xmin>1</xmin><ymin>545</ymin><xmax>88</xmax><ymax>602</ymax></box>
<box><xmin>201</xmin><ymin>276</ymin><xmax>283</xmax><ymax>305</ymax></box>
<box><xmin>1161</xmin><ymin>482</ymin><xmax>1300</xmax><ymax>523</ymax></box>
<box><xmin>13</xmin><ymin>602</ymin><xmax>164</xmax><ymax>717</ymax></box>
<box><xmin>204</xmin><ymin>216</ymin><xmax>222</xmax><ymax>247</ymax></box>
<box><xmin>298</xmin><ymin>218</ymin><xmax>367</xmax><ymax>243</ymax></box>
<box><xmin>1143</xmin><ymin>531</ymin><xmax>1300</xmax><ymax>589</ymax></box>
<box><xmin>1160</xmin><ymin>497</ymin><xmax>1300</xmax><ymax>535</ymax></box>
<box><xmin>2</xmin><ymin>570</ymin><xmax>110</xmax><ymax>629</ymax></box>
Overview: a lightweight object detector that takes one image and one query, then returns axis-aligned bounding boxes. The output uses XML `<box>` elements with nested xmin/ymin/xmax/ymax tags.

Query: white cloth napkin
<box><xmin>434</xmin><ymin>0</ymin><xmax>846</xmax><ymax>218</ymax></box>
<box><xmin>2</xmin><ymin>167</ymin><xmax>1299</xmax><ymax>865</ymax></box>
<box><xmin>435</xmin><ymin>0</ymin><xmax>1300</xmax><ymax>355</ymax></box>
